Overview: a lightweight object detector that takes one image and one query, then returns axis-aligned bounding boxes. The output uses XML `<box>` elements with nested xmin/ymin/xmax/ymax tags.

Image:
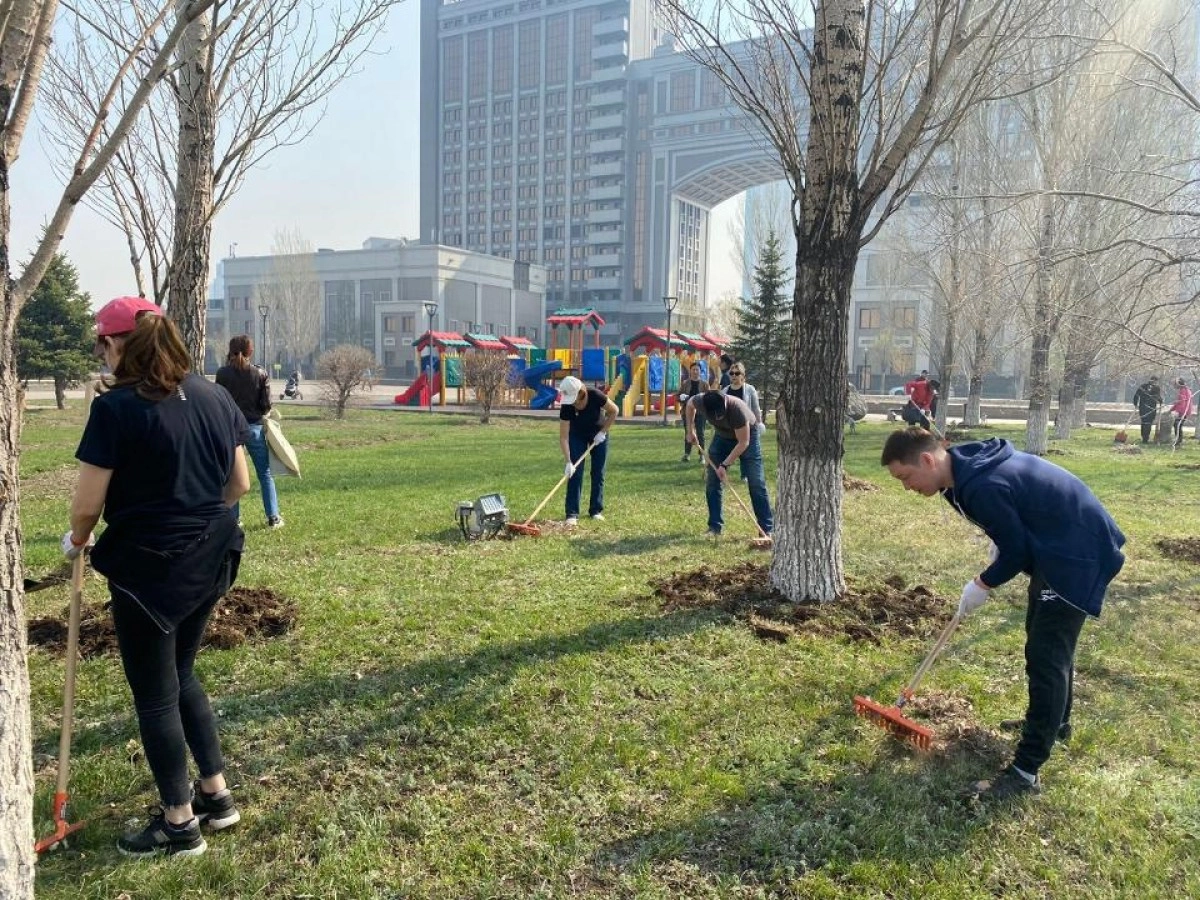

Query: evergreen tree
<box><xmin>17</xmin><ymin>252</ymin><xmax>95</xmax><ymax>409</ymax></box>
<box><xmin>729</xmin><ymin>230</ymin><xmax>792</xmax><ymax>411</ymax></box>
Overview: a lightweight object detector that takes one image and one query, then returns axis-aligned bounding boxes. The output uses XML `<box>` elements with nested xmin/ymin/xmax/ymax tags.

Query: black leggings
<box><xmin>111</xmin><ymin>588</ymin><xmax>226</xmax><ymax>807</ymax></box>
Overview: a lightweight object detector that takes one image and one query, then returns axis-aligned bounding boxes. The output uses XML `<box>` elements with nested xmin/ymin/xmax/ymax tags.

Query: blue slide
<box><xmin>525</xmin><ymin>359</ymin><xmax>563</xmax><ymax>409</ymax></box>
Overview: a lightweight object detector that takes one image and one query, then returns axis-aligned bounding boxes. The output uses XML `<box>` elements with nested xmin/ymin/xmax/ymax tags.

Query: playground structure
<box><xmin>392</xmin><ymin>307</ymin><xmax>726</xmax><ymax>415</ymax></box>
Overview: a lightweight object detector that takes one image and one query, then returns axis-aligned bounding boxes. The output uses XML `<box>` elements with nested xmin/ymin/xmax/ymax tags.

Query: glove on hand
<box><xmin>987</xmin><ymin>542</ymin><xmax>999</xmax><ymax>564</ymax></box>
<box><xmin>756</xmin><ymin>422</ymin><xmax>767</xmax><ymax>436</ymax></box>
<box><xmin>678</xmin><ymin>393</ymin><xmax>689</xmax><ymax>403</ymax></box>
<box><xmin>61</xmin><ymin>530</ymin><xmax>94</xmax><ymax>560</ymax></box>
<box><xmin>593</xmin><ymin>432</ymin><xmax>607</xmax><ymax>446</ymax></box>
<box><xmin>958</xmin><ymin>578</ymin><xmax>990</xmax><ymax>618</ymax></box>
<box><xmin>564</xmin><ymin>462</ymin><xmax>575</xmax><ymax>478</ymax></box>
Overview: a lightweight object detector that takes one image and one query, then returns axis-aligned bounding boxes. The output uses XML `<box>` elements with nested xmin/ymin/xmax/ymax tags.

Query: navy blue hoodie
<box><xmin>943</xmin><ymin>438</ymin><xmax>1125</xmax><ymax>617</ymax></box>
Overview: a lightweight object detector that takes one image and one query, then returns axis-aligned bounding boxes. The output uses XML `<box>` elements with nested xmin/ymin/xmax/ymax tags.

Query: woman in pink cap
<box><xmin>62</xmin><ymin>296</ymin><xmax>250</xmax><ymax>857</ymax></box>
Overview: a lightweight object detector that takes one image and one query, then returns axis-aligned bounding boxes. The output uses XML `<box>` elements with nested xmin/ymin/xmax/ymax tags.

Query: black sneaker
<box><xmin>267</xmin><ymin>516</ymin><xmax>285</xmax><ymax>529</ymax></box>
<box><xmin>117</xmin><ymin>812</ymin><xmax>206</xmax><ymax>858</ymax></box>
<box><xmin>967</xmin><ymin>765</ymin><xmax>1041</xmax><ymax>803</ymax></box>
<box><xmin>191</xmin><ymin>781</ymin><xmax>241</xmax><ymax>830</ymax></box>
<box><xmin>999</xmin><ymin>719</ymin><xmax>1072</xmax><ymax>743</ymax></box>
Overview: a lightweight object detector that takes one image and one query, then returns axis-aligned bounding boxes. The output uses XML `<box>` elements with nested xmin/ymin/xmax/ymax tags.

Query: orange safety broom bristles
<box><xmin>506</xmin><ymin>522</ymin><xmax>542</xmax><ymax>537</ymax></box>
<box><xmin>852</xmin><ymin>695</ymin><xmax>934</xmax><ymax>751</ymax></box>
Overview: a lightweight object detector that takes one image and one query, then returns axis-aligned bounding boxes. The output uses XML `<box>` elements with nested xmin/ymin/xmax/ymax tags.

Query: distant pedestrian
<box><xmin>558</xmin><ymin>375</ymin><xmax>618</xmax><ymax>526</ymax></box>
<box><xmin>1170</xmin><ymin>377</ymin><xmax>1193</xmax><ymax>447</ymax></box>
<box><xmin>902</xmin><ymin>370</ymin><xmax>936</xmax><ymax>430</ymax></box>
<box><xmin>1131</xmin><ymin>376</ymin><xmax>1162</xmax><ymax>444</ymax></box>
<box><xmin>722</xmin><ymin>362</ymin><xmax>765</xmax><ymax>434</ymax></box>
<box><xmin>717</xmin><ymin>353</ymin><xmax>735</xmax><ymax>389</ymax></box>
<box><xmin>216</xmin><ymin>335</ymin><xmax>284</xmax><ymax>529</ymax></box>
<box><xmin>678</xmin><ymin>362</ymin><xmax>708</xmax><ymax>462</ymax></box>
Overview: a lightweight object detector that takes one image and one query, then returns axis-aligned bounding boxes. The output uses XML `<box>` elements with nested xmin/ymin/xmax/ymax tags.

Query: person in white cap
<box><xmin>558</xmin><ymin>375</ymin><xmax>618</xmax><ymax>526</ymax></box>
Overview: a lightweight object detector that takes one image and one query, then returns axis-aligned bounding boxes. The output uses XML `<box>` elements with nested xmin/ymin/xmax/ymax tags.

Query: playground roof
<box><xmin>500</xmin><ymin>335</ymin><xmax>538</xmax><ymax>351</ymax></box>
<box><xmin>702</xmin><ymin>332</ymin><xmax>729</xmax><ymax>349</ymax></box>
<box><xmin>674</xmin><ymin>331</ymin><xmax>719</xmax><ymax>352</ymax></box>
<box><xmin>547</xmin><ymin>307</ymin><xmax>606</xmax><ymax>328</ymax></box>
<box><xmin>412</xmin><ymin>330</ymin><xmax>471</xmax><ymax>350</ymax></box>
<box><xmin>464</xmin><ymin>332</ymin><xmax>507</xmax><ymax>351</ymax></box>
<box><xmin>624</xmin><ymin>326</ymin><xmax>689</xmax><ymax>353</ymax></box>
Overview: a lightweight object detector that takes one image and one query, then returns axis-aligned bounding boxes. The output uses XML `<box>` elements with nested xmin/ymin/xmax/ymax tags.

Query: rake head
<box><xmin>853</xmin><ymin>695</ymin><xmax>934</xmax><ymax>751</ymax></box>
<box><xmin>749</xmin><ymin>536</ymin><xmax>773</xmax><ymax>551</ymax></box>
<box><xmin>34</xmin><ymin>792</ymin><xmax>85</xmax><ymax>854</ymax></box>
<box><xmin>506</xmin><ymin>522</ymin><xmax>541</xmax><ymax>537</ymax></box>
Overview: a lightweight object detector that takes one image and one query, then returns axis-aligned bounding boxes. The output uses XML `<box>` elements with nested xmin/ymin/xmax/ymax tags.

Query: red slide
<box><xmin>394</xmin><ymin>371</ymin><xmax>441</xmax><ymax>406</ymax></box>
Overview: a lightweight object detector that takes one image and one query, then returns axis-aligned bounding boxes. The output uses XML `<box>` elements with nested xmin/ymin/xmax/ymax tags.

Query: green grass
<box><xmin>22</xmin><ymin>406</ymin><xmax>1200</xmax><ymax>898</ymax></box>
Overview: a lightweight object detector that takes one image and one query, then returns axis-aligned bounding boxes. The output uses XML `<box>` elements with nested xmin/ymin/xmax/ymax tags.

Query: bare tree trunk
<box><xmin>1072</xmin><ymin>369</ymin><xmax>1088</xmax><ymax>428</ymax></box>
<box><xmin>167</xmin><ymin>1</ymin><xmax>215</xmax><ymax>370</ymax></box>
<box><xmin>53</xmin><ymin>374</ymin><xmax>67</xmax><ymax>409</ymax></box>
<box><xmin>937</xmin><ymin>148</ymin><xmax>963</xmax><ymax>434</ymax></box>
<box><xmin>1026</xmin><ymin>192</ymin><xmax>1054</xmax><ymax>455</ymax></box>
<box><xmin>965</xmin><ymin>328</ymin><xmax>988</xmax><ymax>427</ymax></box>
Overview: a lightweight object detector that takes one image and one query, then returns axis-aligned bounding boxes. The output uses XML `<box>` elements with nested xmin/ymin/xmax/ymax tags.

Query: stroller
<box><xmin>280</xmin><ymin>371</ymin><xmax>303</xmax><ymax>401</ymax></box>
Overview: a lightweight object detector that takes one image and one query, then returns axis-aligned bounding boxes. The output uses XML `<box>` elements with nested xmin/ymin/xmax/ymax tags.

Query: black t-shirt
<box><xmin>559</xmin><ymin>387</ymin><xmax>609</xmax><ymax>442</ymax></box>
<box><xmin>76</xmin><ymin>373</ymin><xmax>249</xmax><ymax>529</ymax></box>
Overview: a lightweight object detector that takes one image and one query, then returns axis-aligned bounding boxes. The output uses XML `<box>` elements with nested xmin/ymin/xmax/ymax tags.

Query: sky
<box><xmin>11</xmin><ymin>3</ymin><xmax>741</xmax><ymax>311</ymax></box>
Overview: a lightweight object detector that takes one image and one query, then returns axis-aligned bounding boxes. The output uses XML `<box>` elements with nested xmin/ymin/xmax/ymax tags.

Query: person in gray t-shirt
<box><xmin>685</xmin><ymin>391</ymin><xmax>773</xmax><ymax>537</ymax></box>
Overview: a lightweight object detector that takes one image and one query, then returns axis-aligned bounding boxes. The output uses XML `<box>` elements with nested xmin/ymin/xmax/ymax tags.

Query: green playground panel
<box><xmin>444</xmin><ymin>356</ymin><xmax>463</xmax><ymax>389</ymax></box>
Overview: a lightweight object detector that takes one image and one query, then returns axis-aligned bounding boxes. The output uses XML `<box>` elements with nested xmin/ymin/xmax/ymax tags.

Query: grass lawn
<box><xmin>21</xmin><ymin>404</ymin><xmax>1200</xmax><ymax>899</ymax></box>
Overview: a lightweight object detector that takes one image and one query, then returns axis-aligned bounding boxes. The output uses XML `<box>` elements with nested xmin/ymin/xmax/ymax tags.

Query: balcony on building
<box><xmin>587</xmin><ymin>207</ymin><xmax>623</xmax><ymax>225</ymax></box>
<box><xmin>587</xmin><ymin>252</ymin><xmax>622</xmax><ymax>268</ymax></box>
<box><xmin>587</xmin><ymin>112</ymin><xmax>625</xmax><ymax>131</ymax></box>
<box><xmin>589</xmin><ymin>87</ymin><xmax>626</xmax><ymax>108</ymax></box>
<box><xmin>590</xmin><ymin>160</ymin><xmax>622</xmax><ymax>178</ymax></box>
<box><xmin>590</xmin><ymin>136</ymin><xmax>624</xmax><ymax>154</ymax></box>
<box><xmin>591</xmin><ymin>62</ymin><xmax>627</xmax><ymax>83</ymax></box>
<box><xmin>593</xmin><ymin>16</ymin><xmax>629</xmax><ymax>39</ymax></box>
<box><xmin>588</xmin><ymin>275</ymin><xmax>622</xmax><ymax>290</ymax></box>
<box><xmin>589</xmin><ymin>223</ymin><xmax>622</xmax><ymax>242</ymax></box>
<box><xmin>592</xmin><ymin>40</ymin><xmax>628</xmax><ymax>63</ymax></box>
<box><xmin>588</xmin><ymin>183</ymin><xmax>622</xmax><ymax>201</ymax></box>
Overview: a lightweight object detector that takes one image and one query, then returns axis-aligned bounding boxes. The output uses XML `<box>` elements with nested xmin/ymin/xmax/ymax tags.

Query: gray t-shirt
<box><xmin>690</xmin><ymin>393</ymin><xmax>752</xmax><ymax>439</ymax></box>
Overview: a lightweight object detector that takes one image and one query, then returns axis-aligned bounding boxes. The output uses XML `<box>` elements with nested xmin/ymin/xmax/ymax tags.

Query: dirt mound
<box><xmin>651</xmin><ymin>563</ymin><xmax>949</xmax><ymax>644</ymax></box>
<box><xmin>1154</xmin><ymin>536</ymin><xmax>1200</xmax><ymax>564</ymax></box>
<box><xmin>842</xmin><ymin>474</ymin><xmax>879</xmax><ymax>492</ymax></box>
<box><xmin>1171</xmin><ymin>463</ymin><xmax>1200</xmax><ymax>470</ymax></box>
<box><xmin>1113</xmin><ymin>445</ymin><xmax>1143</xmax><ymax>455</ymax></box>
<box><xmin>28</xmin><ymin>586</ymin><xmax>297</xmax><ymax>658</ymax></box>
<box><xmin>902</xmin><ymin>691</ymin><xmax>1011</xmax><ymax>761</ymax></box>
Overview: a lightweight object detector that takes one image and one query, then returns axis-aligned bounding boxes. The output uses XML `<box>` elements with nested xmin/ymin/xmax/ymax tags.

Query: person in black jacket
<box><xmin>65</xmin><ymin>297</ymin><xmax>250</xmax><ymax>856</ymax></box>
<box><xmin>1132</xmin><ymin>376</ymin><xmax>1163</xmax><ymax>444</ymax></box>
<box><xmin>882</xmin><ymin>427</ymin><xmax>1125</xmax><ymax>804</ymax></box>
<box><xmin>678</xmin><ymin>361</ymin><xmax>708</xmax><ymax>462</ymax></box>
<box><xmin>216</xmin><ymin>335</ymin><xmax>284</xmax><ymax>528</ymax></box>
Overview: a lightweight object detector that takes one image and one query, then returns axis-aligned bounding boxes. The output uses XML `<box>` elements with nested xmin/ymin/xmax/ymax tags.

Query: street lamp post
<box><xmin>662</xmin><ymin>295</ymin><xmax>679</xmax><ymax>427</ymax></box>
<box><xmin>423</xmin><ymin>301</ymin><xmax>439</xmax><ymax>414</ymax></box>
<box><xmin>257</xmin><ymin>304</ymin><xmax>269</xmax><ymax>369</ymax></box>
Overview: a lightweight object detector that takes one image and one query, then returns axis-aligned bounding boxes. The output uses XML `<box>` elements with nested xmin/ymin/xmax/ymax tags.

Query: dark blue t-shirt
<box><xmin>76</xmin><ymin>373</ymin><xmax>249</xmax><ymax>529</ymax></box>
<box><xmin>559</xmin><ymin>387</ymin><xmax>609</xmax><ymax>443</ymax></box>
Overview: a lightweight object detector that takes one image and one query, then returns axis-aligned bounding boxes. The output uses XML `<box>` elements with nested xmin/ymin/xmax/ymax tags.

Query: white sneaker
<box><xmin>590</xmin><ymin>512</ymin><xmax>605</xmax><ymax>521</ymax></box>
<box><xmin>565</xmin><ymin>516</ymin><xmax>578</xmax><ymax>527</ymax></box>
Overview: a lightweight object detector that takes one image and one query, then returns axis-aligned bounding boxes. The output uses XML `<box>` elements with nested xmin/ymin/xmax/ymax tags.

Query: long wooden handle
<box><xmin>522</xmin><ymin>442</ymin><xmax>596</xmax><ymax>526</ymax></box>
<box><xmin>54</xmin><ymin>554</ymin><xmax>86</xmax><ymax>795</ymax></box>
<box><xmin>699</xmin><ymin>446</ymin><xmax>770</xmax><ymax>540</ymax></box>
<box><xmin>899</xmin><ymin>613</ymin><xmax>960</xmax><ymax>704</ymax></box>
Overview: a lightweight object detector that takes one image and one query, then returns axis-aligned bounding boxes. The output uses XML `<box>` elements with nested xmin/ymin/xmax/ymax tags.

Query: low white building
<box><xmin>207</xmin><ymin>237</ymin><xmax>548</xmax><ymax>378</ymax></box>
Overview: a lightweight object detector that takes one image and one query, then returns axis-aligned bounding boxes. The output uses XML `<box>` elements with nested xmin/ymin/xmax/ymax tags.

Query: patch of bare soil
<box><xmin>28</xmin><ymin>586</ymin><xmax>297</xmax><ymax>658</ymax></box>
<box><xmin>842</xmin><ymin>474</ymin><xmax>879</xmax><ymax>493</ymax></box>
<box><xmin>943</xmin><ymin>428</ymin><xmax>980</xmax><ymax>442</ymax></box>
<box><xmin>1113</xmin><ymin>444</ymin><xmax>1143</xmax><ymax>455</ymax></box>
<box><xmin>1171</xmin><ymin>462</ymin><xmax>1200</xmax><ymax>470</ymax></box>
<box><xmin>1044</xmin><ymin>448</ymin><xmax>1068</xmax><ymax>456</ymax></box>
<box><xmin>1154</xmin><ymin>536</ymin><xmax>1200</xmax><ymax>564</ymax></box>
<box><xmin>903</xmin><ymin>691</ymin><xmax>1011</xmax><ymax>762</ymax></box>
<box><xmin>651</xmin><ymin>563</ymin><xmax>949</xmax><ymax>644</ymax></box>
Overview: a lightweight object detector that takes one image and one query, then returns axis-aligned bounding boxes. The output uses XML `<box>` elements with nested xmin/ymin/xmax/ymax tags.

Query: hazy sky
<box><xmin>11</xmin><ymin>3</ymin><xmax>741</xmax><ymax>310</ymax></box>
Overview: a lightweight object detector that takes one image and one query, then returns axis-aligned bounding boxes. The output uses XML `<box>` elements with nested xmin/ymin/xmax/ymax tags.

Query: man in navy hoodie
<box><xmin>881</xmin><ymin>427</ymin><xmax>1125</xmax><ymax>802</ymax></box>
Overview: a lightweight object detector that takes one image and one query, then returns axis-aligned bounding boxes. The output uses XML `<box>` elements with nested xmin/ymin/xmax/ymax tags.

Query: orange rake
<box><xmin>35</xmin><ymin>555</ymin><xmax>88</xmax><ymax>853</ymax></box>
<box><xmin>853</xmin><ymin>612</ymin><xmax>961</xmax><ymax>751</ymax></box>
<box><xmin>507</xmin><ymin>443</ymin><xmax>596</xmax><ymax>537</ymax></box>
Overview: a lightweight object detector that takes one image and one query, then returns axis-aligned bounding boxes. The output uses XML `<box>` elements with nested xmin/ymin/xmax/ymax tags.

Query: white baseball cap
<box><xmin>559</xmin><ymin>375</ymin><xmax>583</xmax><ymax>404</ymax></box>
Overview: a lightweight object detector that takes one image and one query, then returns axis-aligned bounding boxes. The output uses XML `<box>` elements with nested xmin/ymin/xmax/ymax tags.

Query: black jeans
<box><xmin>1138</xmin><ymin>409</ymin><xmax>1155</xmax><ymax>443</ymax></box>
<box><xmin>1012</xmin><ymin>574</ymin><xmax>1087</xmax><ymax>776</ymax></box>
<box><xmin>111</xmin><ymin>588</ymin><xmax>226</xmax><ymax>807</ymax></box>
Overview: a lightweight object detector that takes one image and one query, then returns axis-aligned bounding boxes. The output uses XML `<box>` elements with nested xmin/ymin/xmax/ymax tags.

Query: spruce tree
<box><xmin>729</xmin><ymin>230</ymin><xmax>792</xmax><ymax>411</ymax></box>
<box><xmin>16</xmin><ymin>252</ymin><xmax>95</xmax><ymax>409</ymax></box>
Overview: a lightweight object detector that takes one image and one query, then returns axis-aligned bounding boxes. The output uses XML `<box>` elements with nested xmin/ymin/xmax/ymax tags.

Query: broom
<box><xmin>507</xmin><ymin>443</ymin><xmax>596</xmax><ymax>537</ymax></box>
<box><xmin>852</xmin><ymin>612</ymin><xmax>961</xmax><ymax>751</ymax></box>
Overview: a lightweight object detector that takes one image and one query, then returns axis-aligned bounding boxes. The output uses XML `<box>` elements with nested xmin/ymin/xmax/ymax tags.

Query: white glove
<box><xmin>61</xmin><ymin>530</ymin><xmax>94</xmax><ymax>560</ymax></box>
<box><xmin>678</xmin><ymin>393</ymin><xmax>689</xmax><ymax>403</ymax></box>
<box><xmin>564</xmin><ymin>462</ymin><xmax>575</xmax><ymax>478</ymax></box>
<box><xmin>756</xmin><ymin>422</ymin><xmax>766</xmax><ymax>435</ymax></box>
<box><xmin>593</xmin><ymin>432</ymin><xmax>607</xmax><ymax>446</ymax></box>
<box><xmin>987</xmin><ymin>542</ymin><xmax>999</xmax><ymax>564</ymax></box>
<box><xmin>958</xmin><ymin>578</ymin><xmax>990</xmax><ymax>618</ymax></box>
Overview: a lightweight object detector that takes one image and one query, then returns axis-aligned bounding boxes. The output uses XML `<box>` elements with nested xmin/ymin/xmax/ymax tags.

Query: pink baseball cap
<box><xmin>95</xmin><ymin>296</ymin><xmax>162</xmax><ymax>337</ymax></box>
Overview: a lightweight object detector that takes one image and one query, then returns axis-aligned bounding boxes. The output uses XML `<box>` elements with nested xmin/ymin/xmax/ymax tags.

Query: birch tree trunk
<box><xmin>966</xmin><ymin>359</ymin><xmax>985</xmax><ymax>427</ymax></box>
<box><xmin>167</xmin><ymin>1</ymin><xmax>216</xmax><ymax>369</ymax></box>
<box><xmin>769</xmin><ymin>0</ymin><xmax>863</xmax><ymax>602</ymax></box>
<box><xmin>1026</xmin><ymin>191</ymin><xmax>1055</xmax><ymax>455</ymax></box>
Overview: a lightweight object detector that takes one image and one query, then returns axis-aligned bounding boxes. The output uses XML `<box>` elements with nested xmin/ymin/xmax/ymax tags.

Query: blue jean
<box><xmin>566</xmin><ymin>433</ymin><xmax>607</xmax><ymax>518</ymax></box>
<box><xmin>111</xmin><ymin>588</ymin><xmax>225</xmax><ymax>807</ymax></box>
<box><xmin>234</xmin><ymin>422</ymin><xmax>280</xmax><ymax>521</ymax></box>
<box><xmin>705</xmin><ymin>431</ymin><xmax>773</xmax><ymax>535</ymax></box>
<box><xmin>684</xmin><ymin>413</ymin><xmax>706</xmax><ymax>457</ymax></box>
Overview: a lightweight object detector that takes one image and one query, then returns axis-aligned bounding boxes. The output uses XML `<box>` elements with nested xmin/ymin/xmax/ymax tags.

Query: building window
<box><xmin>442</xmin><ymin>36</ymin><xmax>462</xmax><ymax>103</ymax></box>
<box><xmin>492</xmin><ymin>25</ymin><xmax>513</xmax><ymax>94</ymax></box>
<box><xmin>518</xmin><ymin>20</ymin><xmax>540</xmax><ymax>89</ymax></box>
<box><xmin>545</xmin><ymin>15</ymin><xmax>568</xmax><ymax>84</ymax></box>
<box><xmin>670</xmin><ymin>70</ymin><xmax>694</xmax><ymax>112</ymax></box>
<box><xmin>467</xmin><ymin>31</ymin><xmax>487</xmax><ymax>99</ymax></box>
<box><xmin>896</xmin><ymin>306</ymin><xmax>916</xmax><ymax>329</ymax></box>
<box><xmin>858</xmin><ymin>307</ymin><xmax>882</xmax><ymax>329</ymax></box>
<box><xmin>401</xmin><ymin>314</ymin><xmax>415</xmax><ymax>334</ymax></box>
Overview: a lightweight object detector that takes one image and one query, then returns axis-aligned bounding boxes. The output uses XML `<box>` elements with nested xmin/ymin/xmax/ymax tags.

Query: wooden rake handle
<box><xmin>698</xmin><ymin>445</ymin><xmax>770</xmax><ymax>541</ymax></box>
<box><xmin>898</xmin><ymin>612</ymin><xmax>960</xmax><ymax>707</ymax></box>
<box><xmin>54</xmin><ymin>554</ymin><xmax>86</xmax><ymax>796</ymax></box>
<box><xmin>521</xmin><ymin>441</ymin><xmax>596</xmax><ymax>527</ymax></box>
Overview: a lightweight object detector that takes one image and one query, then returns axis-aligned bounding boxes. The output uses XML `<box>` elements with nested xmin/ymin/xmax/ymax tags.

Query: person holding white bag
<box><xmin>678</xmin><ymin>362</ymin><xmax>708</xmax><ymax>462</ymax></box>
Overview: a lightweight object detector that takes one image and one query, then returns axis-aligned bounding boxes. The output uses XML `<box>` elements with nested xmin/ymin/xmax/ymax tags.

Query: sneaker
<box><xmin>590</xmin><ymin>512</ymin><xmax>605</xmax><ymax>521</ymax></box>
<box><xmin>999</xmin><ymin>719</ymin><xmax>1072</xmax><ymax>743</ymax></box>
<box><xmin>681</xmin><ymin>454</ymin><xmax>690</xmax><ymax>462</ymax></box>
<box><xmin>565</xmin><ymin>516</ymin><xmax>578</xmax><ymax>527</ymax></box>
<box><xmin>967</xmin><ymin>765</ymin><xmax>1041</xmax><ymax>803</ymax></box>
<box><xmin>267</xmin><ymin>516</ymin><xmax>285</xmax><ymax>529</ymax></box>
<box><xmin>706</xmin><ymin>529</ymin><xmax>721</xmax><ymax>540</ymax></box>
<box><xmin>191</xmin><ymin>780</ymin><xmax>241</xmax><ymax>830</ymax></box>
<box><xmin>117</xmin><ymin>812</ymin><xmax>207</xmax><ymax>858</ymax></box>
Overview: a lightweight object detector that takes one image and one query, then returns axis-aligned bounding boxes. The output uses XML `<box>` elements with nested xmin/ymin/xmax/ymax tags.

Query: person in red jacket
<box><xmin>902</xmin><ymin>371</ymin><xmax>936</xmax><ymax>429</ymax></box>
